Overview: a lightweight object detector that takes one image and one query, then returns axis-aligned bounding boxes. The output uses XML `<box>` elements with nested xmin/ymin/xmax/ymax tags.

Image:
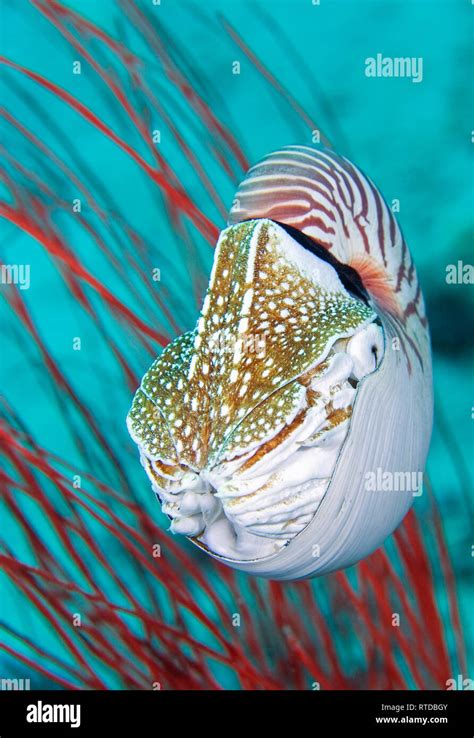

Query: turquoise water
<box><xmin>0</xmin><ymin>0</ymin><xmax>472</xmax><ymax>688</ymax></box>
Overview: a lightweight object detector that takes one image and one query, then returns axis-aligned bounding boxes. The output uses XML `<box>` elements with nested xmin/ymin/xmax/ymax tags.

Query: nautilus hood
<box><xmin>128</xmin><ymin>219</ymin><xmax>383</xmax><ymax>562</ymax></box>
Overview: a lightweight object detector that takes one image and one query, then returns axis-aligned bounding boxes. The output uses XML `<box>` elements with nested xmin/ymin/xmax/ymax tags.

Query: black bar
<box><xmin>0</xmin><ymin>689</ymin><xmax>472</xmax><ymax>735</ymax></box>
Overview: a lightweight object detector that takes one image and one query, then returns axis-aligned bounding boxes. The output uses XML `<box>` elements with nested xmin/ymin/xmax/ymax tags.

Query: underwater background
<box><xmin>0</xmin><ymin>0</ymin><xmax>472</xmax><ymax>689</ymax></box>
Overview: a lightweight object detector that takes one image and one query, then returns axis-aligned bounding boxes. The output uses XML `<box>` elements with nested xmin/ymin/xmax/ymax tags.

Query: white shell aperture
<box><xmin>127</xmin><ymin>146</ymin><xmax>433</xmax><ymax>580</ymax></box>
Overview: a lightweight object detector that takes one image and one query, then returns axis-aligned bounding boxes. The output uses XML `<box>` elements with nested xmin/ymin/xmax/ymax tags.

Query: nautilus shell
<box><xmin>127</xmin><ymin>145</ymin><xmax>433</xmax><ymax>580</ymax></box>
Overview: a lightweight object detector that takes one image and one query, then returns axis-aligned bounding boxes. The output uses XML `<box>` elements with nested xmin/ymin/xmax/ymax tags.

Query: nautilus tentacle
<box><xmin>128</xmin><ymin>144</ymin><xmax>433</xmax><ymax>580</ymax></box>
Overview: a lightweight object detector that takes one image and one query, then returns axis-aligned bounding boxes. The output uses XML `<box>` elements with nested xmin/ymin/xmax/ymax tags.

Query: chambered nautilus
<box><xmin>127</xmin><ymin>145</ymin><xmax>433</xmax><ymax>580</ymax></box>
